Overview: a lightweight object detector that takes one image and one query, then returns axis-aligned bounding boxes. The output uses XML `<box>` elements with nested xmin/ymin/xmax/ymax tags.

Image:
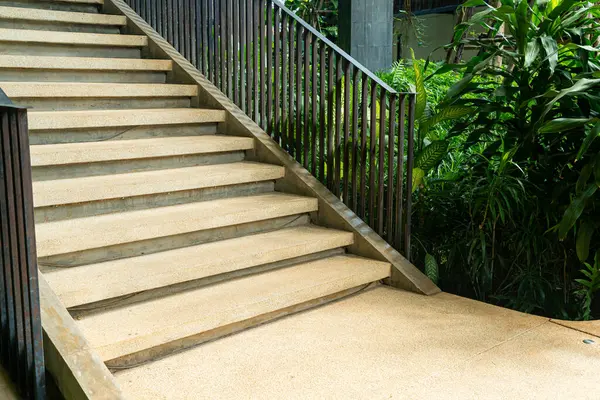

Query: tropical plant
<box><xmin>388</xmin><ymin>0</ymin><xmax>600</xmax><ymax>319</ymax></box>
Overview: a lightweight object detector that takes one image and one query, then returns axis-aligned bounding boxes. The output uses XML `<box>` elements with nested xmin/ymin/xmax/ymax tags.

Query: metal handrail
<box><xmin>273</xmin><ymin>0</ymin><xmax>401</xmax><ymax>95</ymax></box>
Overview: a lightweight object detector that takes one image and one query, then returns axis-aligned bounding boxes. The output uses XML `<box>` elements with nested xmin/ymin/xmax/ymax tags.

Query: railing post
<box><xmin>0</xmin><ymin>90</ymin><xmax>45</xmax><ymax>399</ymax></box>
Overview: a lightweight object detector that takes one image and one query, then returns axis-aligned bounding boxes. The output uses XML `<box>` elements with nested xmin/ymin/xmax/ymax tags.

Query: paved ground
<box><xmin>115</xmin><ymin>285</ymin><xmax>600</xmax><ymax>399</ymax></box>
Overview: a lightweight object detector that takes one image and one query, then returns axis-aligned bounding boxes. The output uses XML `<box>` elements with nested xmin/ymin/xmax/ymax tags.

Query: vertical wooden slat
<box><xmin>239</xmin><ymin>0</ymin><xmax>247</xmax><ymax>112</ymax></box>
<box><xmin>350</xmin><ymin>68</ymin><xmax>360</xmax><ymax>212</ymax></box>
<box><xmin>280</xmin><ymin>11</ymin><xmax>288</xmax><ymax>151</ymax></box>
<box><xmin>405</xmin><ymin>94</ymin><xmax>416</xmax><ymax>259</ymax></box>
<box><xmin>273</xmin><ymin>6</ymin><xmax>281</xmax><ymax>144</ymax></box>
<box><xmin>342</xmin><ymin>61</ymin><xmax>351</xmax><ymax>204</ymax></box>
<box><xmin>395</xmin><ymin>95</ymin><xmax>406</xmax><ymax>250</ymax></box>
<box><xmin>368</xmin><ymin>82</ymin><xmax>377</xmax><ymax>226</ymax></box>
<box><xmin>386</xmin><ymin>94</ymin><xmax>396</xmax><ymax>242</ymax></box>
<box><xmin>266</xmin><ymin>1</ymin><xmax>273</xmax><ymax>136</ymax></box>
<box><xmin>311</xmin><ymin>39</ymin><xmax>318</xmax><ymax>174</ymax></box>
<box><xmin>207</xmin><ymin>0</ymin><xmax>215</xmax><ymax>81</ymax></box>
<box><xmin>226</xmin><ymin>0</ymin><xmax>233</xmax><ymax>98</ymax></box>
<box><xmin>253</xmin><ymin>0</ymin><xmax>259</xmax><ymax>121</ymax></box>
<box><xmin>303</xmin><ymin>31</ymin><xmax>311</xmax><ymax>169</ymax></box>
<box><xmin>326</xmin><ymin>50</ymin><xmax>335</xmax><ymax>189</ymax></box>
<box><xmin>246</xmin><ymin>0</ymin><xmax>253</xmax><ymax>118</ymax></box>
<box><xmin>333</xmin><ymin>55</ymin><xmax>343</xmax><ymax>197</ymax></box>
<box><xmin>319</xmin><ymin>44</ymin><xmax>326</xmax><ymax>183</ymax></box>
<box><xmin>190</xmin><ymin>0</ymin><xmax>197</xmax><ymax>67</ymax></box>
<box><xmin>220</xmin><ymin>0</ymin><xmax>227</xmax><ymax>93</ymax></box>
<box><xmin>215</xmin><ymin>0</ymin><xmax>222</xmax><ymax>90</ymax></box>
<box><xmin>288</xmin><ymin>21</ymin><xmax>295</xmax><ymax>156</ymax></box>
<box><xmin>377</xmin><ymin>89</ymin><xmax>386</xmax><ymax>236</ymax></box>
<box><xmin>295</xmin><ymin>27</ymin><xmax>303</xmax><ymax>164</ymax></box>
<box><xmin>232</xmin><ymin>0</ymin><xmax>239</xmax><ymax>105</ymax></box>
<box><xmin>359</xmin><ymin>74</ymin><xmax>368</xmax><ymax>219</ymax></box>
<box><xmin>201</xmin><ymin>0</ymin><xmax>209</xmax><ymax>75</ymax></box>
<box><xmin>259</xmin><ymin>0</ymin><xmax>266</xmax><ymax>130</ymax></box>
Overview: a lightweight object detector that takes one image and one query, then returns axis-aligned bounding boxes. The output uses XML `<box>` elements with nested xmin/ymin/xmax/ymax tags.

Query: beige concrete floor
<box><xmin>0</xmin><ymin>366</ymin><xmax>18</xmax><ymax>399</ymax></box>
<box><xmin>115</xmin><ymin>286</ymin><xmax>600</xmax><ymax>399</ymax></box>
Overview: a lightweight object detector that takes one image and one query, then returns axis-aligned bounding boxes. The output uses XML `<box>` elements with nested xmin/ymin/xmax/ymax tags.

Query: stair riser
<box><xmin>0</xmin><ymin>20</ymin><xmax>119</xmax><ymax>34</ymax></box>
<box><xmin>30</xmin><ymin>123</ymin><xmax>218</xmax><ymax>145</ymax></box>
<box><xmin>33</xmin><ymin>151</ymin><xmax>246</xmax><ymax>181</ymax></box>
<box><xmin>35</xmin><ymin>181</ymin><xmax>276</xmax><ymax>222</ymax></box>
<box><xmin>38</xmin><ymin>214</ymin><xmax>311</xmax><ymax>268</ymax></box>
<box><xmin>0</xmin><ymin>43</ymin><xmax>141</xmax><ymax>58</ymax></box>
<box><xmin>104</xmin><ymin>284</ymin><xmax>371</xmax><ymax>370</ymax></box>
<box><xmin>68</xmin><ymin>248</ymin><xmax>346</xmax><ymax>317</ymax></box>
<box><xmin>0</xmin><ymin>70</ymin><xmax>166</xmax><ymax>84</ymax></box>
<box><xmin>0</xmin><ymin>0</ymin><xmax>99</xmax><ymax>13</ymax></box>
<box><xmin>14</xmin><ymin>97</ymin><xmax>190</xmax><ymax>111</ymax></box>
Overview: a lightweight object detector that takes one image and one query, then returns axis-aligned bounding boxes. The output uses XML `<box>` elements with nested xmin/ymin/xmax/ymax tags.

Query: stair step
<box><xmin>0</xmin><ymin>6</ymin><xmax>125</xmax><ymax>26</ymax></box>
<box><xmin>46</xmin><ymin>225</ymin><xmax>354</xmax><ymax>308</ymax></box>
<box><xmin>30</xmin><ymin>136</ymin><xmax>254</xmax><ymax>167</ymax></box>
<box><xmin>36</xmin><ymin>193</ymin><xmax>318</xmax><ymax>257</ymax></box>
<box><xmin>1</xmin><ymin>82</ymin><xmax>197</xmax><ymax>98</ymax></box>
<box><xmin>28</xmin><ymin>108</ymin><xmax>226</xmax><ymax>131</ymax></box>
<box><xmin>0</xmin><ymin>28</ymin><xmax>146</xmax><ymax>47</ymax></box>
<box><xmin>0</xmin><ymin>55</ymin><xmax>171</xmax><ymax>71</ymax></box>
<box><xmin>76</xmin><ymin>255</ymin><xmax>390</xmax><ymax>366</ymax></box>
<box><xmin>34</xmin><ymin>162</ymin><xmax>285</xmax><ymax>207</ymax></box>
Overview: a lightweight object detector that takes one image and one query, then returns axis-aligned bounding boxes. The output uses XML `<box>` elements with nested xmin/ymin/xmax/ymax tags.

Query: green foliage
<box><xmin>284</xmin><ymin>0</ymin><xmax>338</xmax><ymax>40</ymax></box>
<box><xmin>424</xmin><ymin>253</ymin><xmax>439</xmax><ymax>285</ymax></box>
<box><xmin>379</xmin><ymin>0</ymin><xmax>600</xmax><ymax>320</ymax></box>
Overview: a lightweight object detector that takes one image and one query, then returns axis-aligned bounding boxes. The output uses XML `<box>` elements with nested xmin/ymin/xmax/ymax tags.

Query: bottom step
<box><xmin>76</xmin><ymin>255</ymin><xmax>391</xmax><ymax>368</ymax></box>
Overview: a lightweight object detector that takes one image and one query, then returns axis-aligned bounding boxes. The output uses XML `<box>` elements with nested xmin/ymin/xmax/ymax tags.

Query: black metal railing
<box><xmin>127</xmin><ymin>0</ymin><xmax>416</xmax><ymax>257</ymax></box>
<box><xmin>0</xmin><ymin>90</ymin><xmax>45</xmax><ymax>399</ymax></box>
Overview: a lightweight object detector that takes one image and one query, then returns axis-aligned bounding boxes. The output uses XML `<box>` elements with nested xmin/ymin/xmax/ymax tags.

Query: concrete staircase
<box><xmin>0</xmin><ymin>0</ymin><xmax>393</xmax><ymax>392</ymax></box>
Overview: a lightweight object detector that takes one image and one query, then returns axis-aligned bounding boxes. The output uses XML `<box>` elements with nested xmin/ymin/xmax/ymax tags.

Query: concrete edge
<box><xmin>40</xmin><ymin>274</ymin><xmax>125</xmax><ymax>400</ymax></box>
<box><xmin>104</xmin><ymin>0</ymin><xmax>439</xmax><ymax>296</ymax></box>
<box><xmin>550</xmin><ymin>319</ymin><xmax>600</xmax><ymax>339</ymax></box>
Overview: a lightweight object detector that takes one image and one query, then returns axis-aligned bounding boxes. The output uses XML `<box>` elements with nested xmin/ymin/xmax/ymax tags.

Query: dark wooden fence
<box><xmin>0</xmin><ymin>89</ymin><xmax>45</xmax><ymax>399</ymax></box>
<box><xmin>126</xmin><ymin>0</ymin><xmax>416</xmax><ymax>258</ymax></box>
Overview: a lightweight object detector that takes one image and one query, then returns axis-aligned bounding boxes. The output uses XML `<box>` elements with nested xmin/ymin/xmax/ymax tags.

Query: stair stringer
<box><xmin>104</xmin><ymin>0</ymin><xmax>440</xmax><ymax>296</ymax></box>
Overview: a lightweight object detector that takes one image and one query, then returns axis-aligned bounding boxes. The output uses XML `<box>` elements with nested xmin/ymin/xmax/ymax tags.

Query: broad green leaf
<box><xmin>539</xmin><ymin>118</ymin><xmax>594</xmax><ymax>134</ymax></box>
<box><xmin>461</xmin><ymin>0</ymin><xmax>487</xmax><ymax>7</ymax></box>
<box><xmin>525</xmin><ymin>39</ymin><xmax>540</xmax><ymax>68</ymax></box>
<box><xmin>414</xmin><ymin>140</ymin><xmax>449</xmax><ymax>171</ymax></box>
<box><xmin>540</xmin><ymin>34</ymin><xmax>558</xmax><ymax>74</ymax></box>
<box><xmin>576</xmin><ymin>163</ymin><xmax>593</xmax><ymax>194</ymax></box>
<box><xmin>558</xmin><ymin>184</ymin><xmax>598</xmax><ymax>239</ymax></box>
<box><xmin>410</xmin><ymin>49</ymin><xmax>426</xmax><ymax>120</ymax></box>
<box><xmin>515</xmin><ymin>0</ymin><xmax>530</xmax><ymax>54</ymax></box>
<box><xmin>576</xmin><ymin>221</ymin><xmax>595</xmax><ymax>262</ymax></box>
<box><xmin>576</xmin><ymin>121</ymin><xmax>600</xmax><ymax>161</ymax></box>
<box><xmin>420</xmin><ymin>106</ymin><xmax>475</xmax><ymax>133</ymax></box>
<box><xmin>424</xmin><ymin>253</ymin><xmax>439</xmax><ymax>285</ymax></box>
<box><xmin>412</xmin><ymin>168</ymin><xmax>425</xmax><ymax>192</ymax></box>
<box><xmin>446</xmin><ymin>74</ymin><xmax>474</xmax><ymax>100</ymax></box>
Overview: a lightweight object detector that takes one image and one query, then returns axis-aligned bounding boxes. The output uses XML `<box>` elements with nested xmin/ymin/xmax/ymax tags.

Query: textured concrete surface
<box><xmin>28</xmin><ymin>108</ymin><xmax>225</xmax><ymax>130</ymax></box>
<box><xmin>0</xmin><ymin>5</ymin><xmax>125</xmax><ymax>25</ymax></box>
<box><xmin>33</xmin><ymin>161</ymin><xmax>284</xmax><ymax>206</ymax></box>
<box><xmin>0</xmin><ymin>28</ymin><xmax>146</xmax><ymax>46</ymax></box>
<box><xmin>77</xmin><ymin>255</ymin><xmax>390</xmax><ymax>363</ymax></box>
<box><xmin>46</xmin><ymin>225</ymin><xmax>353</xmax><ymax>307</ymax></box>
<box><xmin>30</xmin><ymin>136</ymin><xmax>253</xmax><ymax>166</ymax></box>
<box><xmin>2</xmin><ymin>82</ymin><xmax>196</xmax><ymax>98</ymax></box>
<box><xmin>35</xmin><ymin>193</ymin><xmax>319</xmax><ymax>256</ymax></box>
<box><xmin>551</xmin><ymin>319</ymin><xmax>600</xmax><ymax>338</ymax></box>
<box><xmin>0</xmin><ymin>366</ymin><xmax>18</xmax><ymax>399</ymax></box>
<box><xmin>0</xmin><ymin>54</ymin><xmax>172</xmax><ymax>70</ymax></box>
<box><xmin>115</xmin><ymin>286</ymin><xmax>600</xmax><ymax>399</ymax></box>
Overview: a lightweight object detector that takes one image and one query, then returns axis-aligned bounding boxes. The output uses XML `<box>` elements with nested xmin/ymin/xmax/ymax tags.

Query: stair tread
<box><xmin>36</xmin><ymin>192</ymin><xmax>319</xmax><ymax>257</ymax></box>
<box><xmin>76</xmin><ymin>254</ymin><xmax>390</xmax><ymax>362</ymax></box>
<box><xmin>0</xmin><ymin>5</ymin><xmax>126</xmax><ymax>25</ymax></box>
<box><xmin>45</xmin><ymin>225</ymin><xmax>355</xmax><ymax>308</ymax></box>
<box><xmin>0</xmin><ymin>55</ymin><xmax>172</xmax><ymax>71</ymax></box>
<box><xmin>0</xmin><ymin>28</ymin><xmax>145</xmax><ymax>47</ymax></box>
<box><xmin>33</xmin><ymin>161</ymin><xmax>285</xmax><ymax>207</ymax></box>
<box><xmin>1</xmin><ymin>82</ymin><xmax>197</xmax><ymax>98</ymax></box>
<box><xmin>30</xmin><ymin>136</ymin><xmax>254</xmax><ymax>166</ymax></box>
<box><xmin>50</xmin><ymin>0</ymin><xmax>104</xmax><ymax>5</ymax></box>
<box><xmin>28</xmin><ymin>108</ymin><xmax>226</xmax><ymax>131</ymax></box>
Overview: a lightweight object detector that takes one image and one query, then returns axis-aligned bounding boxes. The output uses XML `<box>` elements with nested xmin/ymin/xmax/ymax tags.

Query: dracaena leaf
<box><xmin>576</xmin><ymin>221</ymin><xmax>595</xmax><ymax>262</ymax></box>
<box><xmin>539</xmin><ymin>118</ymin><xmax>594</xmax><ymax>134</ymax></box>
<box><xmin>576</xmin><ymin>121</ymin><xmax>600</xmax><ymax>161</ymax></box>
<box><xmin>558</xmin><ymin>184</ymin><xmax>598</xmax><ymax>239</ymax></box>
<box><xmin>410</xmin><ymin>49</ymin><xmax>427</xmax><ymax>121</ymax></box>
